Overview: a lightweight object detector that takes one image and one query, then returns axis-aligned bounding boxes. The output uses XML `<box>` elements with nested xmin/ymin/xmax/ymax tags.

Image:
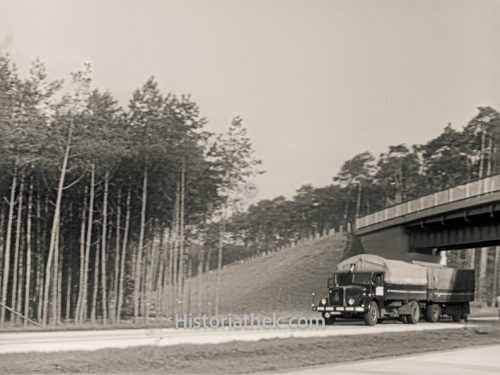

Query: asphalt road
<box><xmin>0</xmin><ymin>320</ymin><xmax>468</xmax><ymax>354</ymax></box>
<box><xmin>283</xmin><ymin>344</ymin><xmax>500</xmax><ymax>374</ymax></box>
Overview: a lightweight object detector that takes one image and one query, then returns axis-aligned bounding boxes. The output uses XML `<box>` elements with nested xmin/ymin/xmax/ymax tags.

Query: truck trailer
<box><xmin>312</xmin><ymin>254</ymin><xmax>475</xmax><ymax>326</ymax></box>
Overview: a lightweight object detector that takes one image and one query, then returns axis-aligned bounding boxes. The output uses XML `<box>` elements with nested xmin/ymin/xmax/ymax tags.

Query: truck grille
<box><xmin>329</xmin><ymin>289</ymin><xmax>343</xmax><ymax>306</ymax></box>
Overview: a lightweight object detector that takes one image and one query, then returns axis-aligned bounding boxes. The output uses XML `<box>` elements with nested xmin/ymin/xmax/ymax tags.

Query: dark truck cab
<box><xmin>315</xmin><ymin>271</ymin><xmax>387</xmax><ymax>326</ymax></box>
<box><xmin>313</xmin><ymin>254</ymin><xmax>474</xmax><ymax>326</ymax></box>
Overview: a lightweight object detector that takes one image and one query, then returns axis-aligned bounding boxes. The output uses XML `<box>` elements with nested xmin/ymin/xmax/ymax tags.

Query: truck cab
<box><xmin>314</xmin><ymin>271</ymin><xmax>385</xmax><ymax>326</ymax></box>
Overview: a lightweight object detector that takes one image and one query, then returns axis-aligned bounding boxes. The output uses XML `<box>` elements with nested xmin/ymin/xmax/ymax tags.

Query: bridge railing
<box><xmin>356</xmin><ymin>174</ymin><xmax>500</xmax><ymax>230</ymax></box>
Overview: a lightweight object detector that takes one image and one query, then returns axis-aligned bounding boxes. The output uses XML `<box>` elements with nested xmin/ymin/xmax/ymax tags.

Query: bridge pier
<box><xmin>352</xmin><ymin>227</ymin><xmax>439</xmax><ymax>262</ymax></box>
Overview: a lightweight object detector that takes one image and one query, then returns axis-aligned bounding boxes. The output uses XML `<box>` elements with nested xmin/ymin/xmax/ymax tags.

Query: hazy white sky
<box><xmin>1</xmin><ymin>0</ymin><xmax>500</xmax><ymax>200</ymax></box>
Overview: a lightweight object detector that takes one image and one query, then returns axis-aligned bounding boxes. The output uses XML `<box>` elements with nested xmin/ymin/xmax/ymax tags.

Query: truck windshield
<box><xmin>335</xmin><ymin>272</ymin><xmax>372</xmax><ymax>286</ymax></box>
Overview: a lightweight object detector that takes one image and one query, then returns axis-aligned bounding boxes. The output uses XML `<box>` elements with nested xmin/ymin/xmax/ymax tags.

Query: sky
<box><xmin>1</xmin><ymin>0</ymin><xmax>500</xmax><ymax>202</ymax></box>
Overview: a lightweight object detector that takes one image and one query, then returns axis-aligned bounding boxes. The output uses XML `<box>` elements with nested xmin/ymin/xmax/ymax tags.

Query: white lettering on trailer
<box><xmin>387</xmin><ymin>290</ymin><xmax>427</xmax><ymax>294</ymax></box>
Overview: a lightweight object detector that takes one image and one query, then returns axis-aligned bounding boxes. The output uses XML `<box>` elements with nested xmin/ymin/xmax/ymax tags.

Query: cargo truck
<box><xmin>312</xmin><ymin>254</ymin><xmax>475</xmax><ymax>326</ymax></box>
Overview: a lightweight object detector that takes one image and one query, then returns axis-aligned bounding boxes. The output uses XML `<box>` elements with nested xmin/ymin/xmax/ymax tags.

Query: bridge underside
<box><xmin>355</xmin><ymin>198</ymin><xmax>500</xmax><ymax>260</ymax></box>
<box><xmin>407</xmin><ymin>206</ymin><xmax>500</xmax><ymax>253</ymax></box>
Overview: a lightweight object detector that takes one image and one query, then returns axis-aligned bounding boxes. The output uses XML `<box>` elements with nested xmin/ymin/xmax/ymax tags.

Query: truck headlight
<box><xmin>321</xmin><ymin>298</ymin><xmax>327</xmax><ymax>305</ymax></box>
<box><xmin>348</xmin><ymin>298</ymin><xmax>355</xmax><ymax>305</ymax></box>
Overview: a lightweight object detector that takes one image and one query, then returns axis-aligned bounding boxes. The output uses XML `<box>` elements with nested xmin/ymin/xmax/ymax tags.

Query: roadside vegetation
<box><xmin>1</xmin><ymin>325</ymin><xmax>500</xmax><ymax>374</ymax></box>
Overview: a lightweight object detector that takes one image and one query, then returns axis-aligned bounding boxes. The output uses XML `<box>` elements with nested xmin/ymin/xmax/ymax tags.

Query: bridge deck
<box><xmin>356</xmin><ymin>174</ymin><xmax>500</xmax><ymax>230</ymax></box>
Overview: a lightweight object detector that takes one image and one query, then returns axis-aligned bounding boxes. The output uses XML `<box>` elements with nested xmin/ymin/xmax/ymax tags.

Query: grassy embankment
<box><xmin>191</xmin><ymin>233</ymin><xmax>347</xmax><ymax>316</ymax></box>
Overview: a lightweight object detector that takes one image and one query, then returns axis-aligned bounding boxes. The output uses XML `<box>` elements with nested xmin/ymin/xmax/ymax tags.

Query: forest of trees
<box><xmin>1</xmin><ymin>52</ymin><xmax>499</xmax><ymax>328</ymax></box>
<box><xmin>228</xmin><ymin>106</ymin><xmax>500</xmax><ymax>252</ymax></box>
<box><xmin>0</xmin><ymin>55</ymin><xmax>261</xmax><ymax>327</ymax></box>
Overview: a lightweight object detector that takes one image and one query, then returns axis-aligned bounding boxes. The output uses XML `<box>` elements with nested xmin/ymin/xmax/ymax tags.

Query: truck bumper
<box><xmin>315</xmin><ymin>306</ymin><xmax>365</xmax><ymax>313</ymax></box>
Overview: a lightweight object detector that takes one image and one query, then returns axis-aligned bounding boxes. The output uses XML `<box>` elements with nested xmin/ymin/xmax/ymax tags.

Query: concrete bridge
<box><xmin>354</xmin><ymin>174</ymin><xmax>500</xmax><ymax>261</ymax></box>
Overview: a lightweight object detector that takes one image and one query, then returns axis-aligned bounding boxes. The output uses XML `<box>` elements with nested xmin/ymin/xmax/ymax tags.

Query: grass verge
<box><xmin>1</xmin><ymin>324</ymin><xmax>500</xmax><ymax>374</ymax></box>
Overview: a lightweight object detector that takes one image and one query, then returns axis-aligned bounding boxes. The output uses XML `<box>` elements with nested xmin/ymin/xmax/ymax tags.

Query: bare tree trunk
<box><xmin>155</xmin><ymin>228</ymin><xmax>166</xmax><ymax>318</ymax></box>
<box><xmin>42</xmin><ymin>122</ymin><xmax>73</xmax><ymax>325</ymax></box>
<box><xmin>166</xmin><ymin>228</ymin><xmax>174</xmax><ymax>318</ymax></box>
<box><xmin>34</xmin><ymin>252</ymin><xmax>42</xmax><ymax>322</ymax></box>
<box><xmin>172</xmin><ymin>182</ymin><xmax>180</xmax><ymax>316</ymax></box>
<box><xmin>74</xmin><ymin>186</ymin><xmax>87</xmax><ymax>323</ymax></box>
<box><xmin>91</xmin><ymin>237</ymin><xmax>100</xmax><ymax>324</ymax></box>
<box><xmin>35</xmin><ymin>193</ymin><xmax>43</xmax><ymax>322</ymax></box>
<box><xmin>111</xmin><ymin>189</ymin><xmax>121</xmax><ymax>324</ymax></box>
<box><xmin>100</xmin><ymin>170</ymin><xmax>109</xmax><ymax>325</ymax></box>
<box><xmin>487</xmin><ymin>135</ymin><xmax>493</xmax><ymax>177</ymax></box>
<box><xmin>197</xmin><ymin>243</ymin><xmax>205</xmax><ymax>315</ymax></box>
<box><xmin>160</xmin><ymin>228</ymin><xmax>170</xmax><ymax>317</ymax></box>
<box><xmin>81</xmin><ymin>167</ymin><xmax>95</xmax><ymax>322</ymax></box>
<box><xmin>215</xmin><ymin>208</ymin><xmax>226</xmax><ymax>316</ymax></box>
<box><xmin>140</xmin><ymin>250</ymin><xmax>147</xmax><ymax>318</ymax></box>
<box><xmin>134</xmin><ymin>169</ymin><xmax>148</xmax><ymax>322</ymax></box>
<box><xmin>342</xmin><ymin>186</ymin><xmax>351</xmax><ymax>229</ymax></box>
<box><xmin>478</xmin><ymin>247</ymin><xmax>489</xmax><ymax>302</ymax></box>
<box><xmin>355</xmin><ymin>180</ymin><xmax>362</xmax><ymax>219</ymax></box>
<box><xmin>23</xmin><ymin>177</ymin><xmax>33</xmax><ymax>326</ymax></box>
<box><xmin>11</xmin><ymin>175</ymin><xmax>24</xmax><ymax>324</ymax></box>
<box><xmin>473</xmin><ymin>248</ymin><xmax>481</xmax><ymax>301</ymax></box>
<box><xmin>395</xmin><ymin>161</ymin><xmax>403</xmax><ymax>203</ymax></box>
<box><xmin>51</xmin><ymin>224</ymin><xmax>61</xmax><ymax>327</ymax></box>
<box><xmin>16</xmin><ymin>229</ymin><xmax>25</xmax><ymax>325</ymax></box>
<box><xmin>116</xmin><ymin>188</ymin><xmax>130</xmax><ymax>322</ymax></box>
<box><xmin>205</xmin><ymin>248</ymin><xmax>212</xmax><ymax>314</ymax></box>
<box><xmin>177</xmin><ymin>164</ymin><xmax>186</xmax><ymax>314</ymax></box>
<box><xmin>492</xmin><ymin>246</ymin><xmax>500</xmax><ymax>306</ymax></box>
<box><xmin>479</xmin><ymin>128</ymin><xmax>486</xmax><ymax>179</ymax></box>
<box><xmin>145</xmin><ymin>239</ymin><xmax>154</xmax><ymax>323</ymax></box>
<box><xmin>65</xmin><ymin>252</ymin><xmax>72</xmax><ymax>322</ymax></box>
<box><xmin>185</xmin><ymin>257</ymin><xmax>192</xmax><ymax>315</ymax></box>
<box><xmin>146</xmin><ymin>227</ymin><xmax>160</xmax><ymax>322</ymax></box>
<box><xmin>56</xmin><ymin>235</ymin><xmax>62</xmax><ymax>325</ymax></box>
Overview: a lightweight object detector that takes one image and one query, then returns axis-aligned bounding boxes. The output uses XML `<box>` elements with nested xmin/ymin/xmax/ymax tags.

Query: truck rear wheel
<box><xmin>398</xmin><ymin>315</ymin><xmax>408</xmax><ymax>324</ymax></box>
<box><xmin>451</xmin><ymin>314</ymin><xmax>461</xmax><ymax>322</ymax></box>
<box><xmin>407</xmin><ymin>301</ymin><xmax>420</xmax><ymax>324</ymax></box>
<box><xmin>364</xmin><ymin>301</ymin><xmax>379</xmax><ymax>326</ymax></box>
<box><xmin>451</xmin><ymin>304</ymin><xmax>465</xmax><ymax>322</ymax></box>
<box><xmin>426</xmin><ymin>304</ymin><xmax>441</xmax><ymax>323</ymax></box>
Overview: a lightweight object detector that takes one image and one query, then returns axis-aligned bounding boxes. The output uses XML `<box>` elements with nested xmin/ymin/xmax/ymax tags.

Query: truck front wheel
<box><xmin>407</xmin><ymin>301</ymin><xmax>420</xmax><ymax>324</ymax></box>
<box><xmin>364</xmin><ymin>301</ymin><xmax>379</xmax><ymax>326</ymax></box>
<box><xmin>322</xmin><ymin>313</ymin><xmax>336</xmax><ymax>325</ymax></box>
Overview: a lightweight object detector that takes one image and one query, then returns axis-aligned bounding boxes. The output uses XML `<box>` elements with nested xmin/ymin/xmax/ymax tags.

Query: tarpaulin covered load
<box><xmin>412</xmin><ymin>261</ymin><xmax>475</xmax><ymax>300</ymax></box>
<box><xmin>336</xmin><ymin>254</ymin><xmax>428</xmax><ymax>286</ymax></box>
